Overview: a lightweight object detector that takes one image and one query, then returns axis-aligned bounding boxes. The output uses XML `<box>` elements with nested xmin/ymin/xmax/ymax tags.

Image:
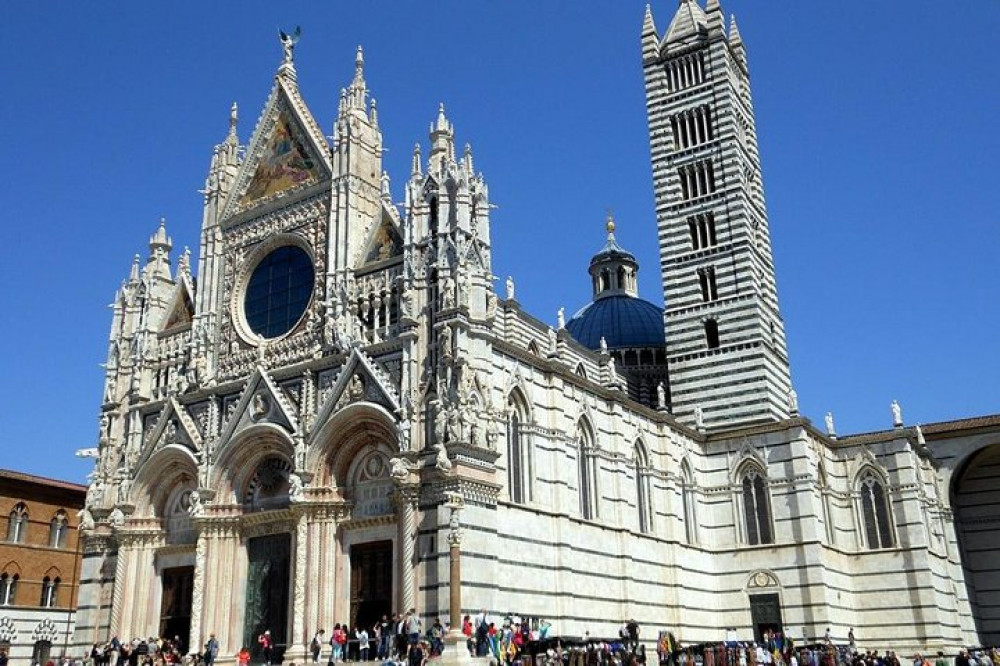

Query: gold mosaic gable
<box><xmin>240</xmin><ymin>108</ymin><xmax>321</xmax><ymax>207</ymax></box>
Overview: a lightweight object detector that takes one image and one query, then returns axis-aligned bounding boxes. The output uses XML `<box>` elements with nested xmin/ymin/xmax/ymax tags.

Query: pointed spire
<box><xmin>411</xmin><ymin>143</ymin><xmax>422</xmax><ymax>177</ymax></box>
<box><xmin>729</xmin><ymin>14</ymin><xmax>744</xmax><ymax>47</ymax></box>
<box><xmin>178</xmin><ymin>246</ymin><xmax>192</xmax><ymax>279</ymax></box>
<box><xmin>129</xmin><ymin>254</ymin><xmax>141</xmax><ymax>284</ymax></box>
<box><xmin>429</xmin><ymin>103</ymin><xmax>455</xmax><ymax>174</ymax></box>
<box><xmin>348</xmin><ymin>45</ymin><xmax>368</xmax><ymax>110</ymax></box>
<box><xmin>463</xmin><ymin>143</ymin><xmax>474</xmax><ymax>176</ymax></box>
<box><xmin>664</xmin><ymin>0</ymin><xmax>708</xmax><ymax>46</ymax></box>
<box><xmin>705</xmin><ymin>0</ymin><xmax>725</xmax><ymax>34</ymax></box>
<box><xmin>149</xmin><ymin>218</ymin><xmax>172</xmax><ymax>253</ymax></box>
<box><xmin>642</xmin><ymin>4</ymin><xmax>660</xmax><ymax>60</ymax></box>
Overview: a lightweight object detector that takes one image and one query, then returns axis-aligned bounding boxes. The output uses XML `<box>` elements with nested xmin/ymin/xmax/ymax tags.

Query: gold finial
<box><xmin>605</xmin><ymin>211</ymin><xmax>616</xmax><ymax>235</ymax></box>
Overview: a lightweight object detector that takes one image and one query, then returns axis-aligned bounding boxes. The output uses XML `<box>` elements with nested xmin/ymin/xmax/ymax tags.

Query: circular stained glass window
<box><xmin>244</xmin><ymin>245</ymin><xmax>314</xmax><ymax>339</ymax></box>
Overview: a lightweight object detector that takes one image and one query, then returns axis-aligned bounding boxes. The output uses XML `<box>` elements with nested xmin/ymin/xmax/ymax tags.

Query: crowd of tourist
<box><xmin>12</xmin><ymin>621</ymin><xmax>1000</xmax><ymax>666</ymax></box>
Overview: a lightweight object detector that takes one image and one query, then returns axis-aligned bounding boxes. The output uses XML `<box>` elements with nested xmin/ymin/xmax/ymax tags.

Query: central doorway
<box><xmin>350</xmin><ymin>540</ymin><xmax>393</xmax><ymax>632</ymax></box>
<box><xmin>160</xmin><ymin>566</ymin><xmax>194</xmax><ymax>651</ymax></box>
<box><xmin>749</xmin><ymin>593</ymin><xmax>784</xmax><ymax>643</ymax></box>
<box><xmin>244</xmin><ymin>534</ymin><xmax>291</xmax><ymax>664</ymax></box>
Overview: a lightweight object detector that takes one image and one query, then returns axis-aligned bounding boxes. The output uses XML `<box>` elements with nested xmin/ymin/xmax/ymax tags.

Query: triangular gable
<box><xmin>309</xmin><ymin>347</ymin><xmax>401</xmax><ymax>442</ymax></box>
<box><xmin>359</xmin><ymin>208</ymin><xmax>404</xmax><ymax>266</ymax></box>
<box><xmin>160</xmin><ymin>279</ymin><xmax>195</xmax><ymax>332</ymax></box>
<box><xmin>216</xmin><ymin>365</ymin><xmax>300</xmax><ymax>454</ymax></box>
<box><xmin>223</xmin><ymin>77</ymin><xmax>332</xmax><ymax>220</ymax></box>
<box><xmin>134</xmin><ymin>397</ymin><xmax>202</xmax><ymax>472</ymax></box>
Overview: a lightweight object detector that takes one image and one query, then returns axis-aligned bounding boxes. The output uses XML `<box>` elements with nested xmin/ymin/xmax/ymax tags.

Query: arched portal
<box><xmin>952</xmin><ymin>442</ymin><xmax>1000</xmax><ymax>645</ymax></box>
<box><xmin>311</xmin><ymin>402</ymin><xmax>401</xmax><ymax>633</ymax></box>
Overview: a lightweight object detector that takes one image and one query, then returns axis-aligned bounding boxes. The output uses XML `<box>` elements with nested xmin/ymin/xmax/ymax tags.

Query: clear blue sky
<box><xmin>2</xmin><ymin>2</ymin><xmax>997</xmax><ymax>483</ymax></box>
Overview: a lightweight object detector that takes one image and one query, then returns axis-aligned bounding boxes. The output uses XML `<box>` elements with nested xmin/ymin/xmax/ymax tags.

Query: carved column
<box><xmin>109</xmin><ymin>541</ymin><xmax>131</xmax><ymax>638</ymax></box>
<box><xmin>288</xmin><ymin>508</ymin><xmax>309</xmax><ymax>660</ymax></box>
<box><xmin>189</xmin><ymin>527</ymin><xmax>208</xmax><ymax>655</ymax></box>
<box><xmin>392</xmin><ymin>486</ymin><xmax>419</xmax><ymax>613</ymax></box>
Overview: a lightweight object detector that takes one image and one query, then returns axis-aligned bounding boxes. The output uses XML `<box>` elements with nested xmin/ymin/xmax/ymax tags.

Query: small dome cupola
<box><xmin>589</xmin><ymin>213</ymin><xmax>639</xmax><ymax>300</ymax></box>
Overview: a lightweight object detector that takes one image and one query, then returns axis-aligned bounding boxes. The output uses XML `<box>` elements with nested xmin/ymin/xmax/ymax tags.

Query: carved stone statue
<box><xmin>389</xmin><ymin>457</ymin><xmax>409</xmax><ymax>483</ymax></box>
<box><xmin>348</xmin><ymin>375</ymin><xmax>365</xmax><ymax>401</ymax></box>
<box><xmin>447</xmin><ymin>407</ymin><xmax>463</xmax><ymax>443</ymax></box>
<box><xmin>278</xmin><ymin>26</ymin><xmax>301</xmax><ymax>66</ymax></box>
<box><xmin>469</xmin><ymin>416</ymin><xmax>482</xmax><ymax>448</ymax></box>
<box><xmin>486</xmin><ymin>290</ymin><xmax>497</xmax><ymax>320</ymax></box>
<box><xmin>484</xmin><ymin>410</ymin><xmax>499</xmax><ymax>451</ymax></box>
<box><xmin>253</xmin><ymin>393</ymin><xmax>272</xmax><ymax>421</ymax></box>
<box><xmin>117</xmin><ymin>478</ymin><xmax>132</xmax><ymax>505</ymax></box>
<box><xmin>433</xmin><ymin>401</ymin><xmax>448</xmax><ymax>447</ymax></box>
<box><xmin>694</xmin><ymin>405</ymin><xmax>705</xmax><ymax>431</ymax></box>
<box><xmin>108</xmin><ymin>507</ymin><xmax>125</xmax><ymax>528</ymax></box>
<box><xmin>656</xmin><ymin>382</ymin><xmax>667</xmax><ymax>410</ymax></box>
<box><xmin>557</xmin><ymin>308</ymin><xmax>565</xmax><ymax>330</ymax></box>
<box><xmin>288</xmin><ymin>473</ymin><xmax>304</xmax><ymax>502</ymax></box>
<box><xmin>787</xmin><ymin>388</ymin><xmax>799</xmax><ymax>415</ymax></box>
<box><xmin>505</xmin><ymin>276</ymin><xmax>515</xmax><ymax>301</ymax></box>
<box><xmin>547</xmin><ymin>327</ymin><xmax>557</xmax><ymax>354</ymax></box>
<box><xmin>188</xmin><ymin>489</ymin><xmax>204</xmax><ymax>517</ymax></box>
<box><xmin>439</xmin><ymin>325</ymin><xmax>453</xmax><ymax>363</ymax></box>
<box><xmin>77</xmin><ymin>508</ymin><xmax>95</xmax><ymax>532</ymax></box>
<box><xmin>86</xmin><ymin>480</ymin><xmax>105</xmax><ymax>510</ymax></box>
<box><xmin>441</xmin><ymin>276</ymin><xmax>456</xmax><ymax>309</ymax></box>
<box><xmin>891</xmin><ymin>399</ymin><xmax>903</xmax><ymax>427</ymax></box>
<box><xmin>599</xmin><ymin>337</ymin><xmax>608</xmax><ymax>355</ymax></box>
<box><xmin>396</xmin><ymin>416</ymin><xmax>411</xmax><ymax>452</ymax></box>
<box><xmin>825</xmin><ymin>411</ymin><xmax>836</xmax><ymax>436</ymax></box>
<box><xmin>435</xmin><ymin>444</ymin><xmax>452</xmax><ymax>472</ymax></box>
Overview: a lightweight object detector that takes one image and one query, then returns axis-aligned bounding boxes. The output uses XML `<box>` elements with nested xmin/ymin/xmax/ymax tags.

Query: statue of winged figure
<box><xmin>279</xmin><ymin>26</ymin><xmax>302</xmax><ymax>65</ymax></box>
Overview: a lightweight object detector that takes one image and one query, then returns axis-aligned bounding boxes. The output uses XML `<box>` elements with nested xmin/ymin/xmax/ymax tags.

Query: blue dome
<box><xmin>566</xmin><ymin>295</ymin><xmax>665</xmax><ymax>350</ymax></box>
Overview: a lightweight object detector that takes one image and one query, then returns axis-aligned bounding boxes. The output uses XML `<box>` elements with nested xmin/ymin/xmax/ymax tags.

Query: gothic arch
<box><xmin>214</xmin><ymin>423</ymin><xmax>296</xmax><ymax>504</ymax></box>
<box><xmin>506</xmin><ymin>388</ymin><xmax>533</xmax><ymax>504</ymax></box>
<box><xmin>309</xmin><ymin>402</ymin><xmax>398</xmax><ymax>488</ymax></box>
<box><xmin>132</xmin><ymin>444</ymin><xmax>199</xmax><ymax>519</ymax></box>
<box><xmin>634</xmin><ymin>439</ymin><xmax>652</xmax><ymax>534</ymax></box>
<box><xmin>577</xmin><ymin>417</ymin><xmax>598</xmax><ymax>520</ymax></box>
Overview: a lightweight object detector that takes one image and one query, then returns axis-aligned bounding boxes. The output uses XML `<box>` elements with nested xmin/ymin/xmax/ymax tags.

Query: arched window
<box><xmin>578</xmin><ymin>421</ymin><xmax>597</xmax><ymax>520</ymax></box>
<box><xmin>634</xmin><ymin>442</ymin><xmax>651</xmax><ymax>534</ymax></box>
<box><xmin>681</xmin><ymin>461</ymin><xmax>698</xmax><ymax>545</ymax></box>
<box><xmin>7</xmin><ymin>504</ymin><xmax>28</xmax><ymax>543</ymax></box>
<box><xmin>40</xmin><ymin>576</ymin><xmax>59</xmax><ymax>608</ymax></box>
<box><xmin>741</xmin><ymin>466</ymin><xmax>774</xmax><ymax>545</ymax></box>
<box><xmin>859</xmin><ymin>470</ymin><xmax>895</xmax><ymax>549</ymax></box>
<box><xmin>0</xmin><ymin>573</ymin><xmax>18</xmax><ymax>606</ymax></box>
<box><xmin>507</xmin><ymin>392</ymin><xmax>531</xmax><ymax>505</ymax></box>
<box><xmin>49</xmin><ymin>512</ymin><xmax>68</xmax><ymax>549</ymax></box>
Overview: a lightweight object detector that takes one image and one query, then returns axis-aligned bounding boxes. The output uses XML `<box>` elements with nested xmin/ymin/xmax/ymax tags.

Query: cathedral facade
<box><xmin>74</xmin><ymin>1</ymin><xmax>1000</xmax><ymax>659</ymax></box>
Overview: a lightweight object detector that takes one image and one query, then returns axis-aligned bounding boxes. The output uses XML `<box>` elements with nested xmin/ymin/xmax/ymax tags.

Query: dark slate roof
<box><xmin>566</xmin><ymin>295</ymin><xmax>665</xmax><ymax>350</ymax></box>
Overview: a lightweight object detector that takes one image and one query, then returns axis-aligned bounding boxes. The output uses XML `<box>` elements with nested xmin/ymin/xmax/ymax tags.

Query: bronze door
<box><xmin>160</xmin><ymin>566</ymin><xmax>194</xmax><ymax>651</ymax></box>
<box><xmin>350</xmin><ymin>540</ymin><xmax>393</xmax><ymax>633</ymax></box>
<box><xmin>244</xmin><ymin>534</ymin><xmax>291</xmax><ymax>663</ymax></box>
<box><xmin>749</xmin><ymin>593</ymin><xmax>783</xmax><ymax>643</ymax></box>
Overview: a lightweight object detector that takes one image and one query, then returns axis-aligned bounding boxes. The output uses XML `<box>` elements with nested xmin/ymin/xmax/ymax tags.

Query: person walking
<box><xmin>257</xmin><ymin>631</ymin><xmax>273</xmax><ymax>666</ymax></box>
<box><xmin>406</xmin><ymin>610</ymin><xmax>422</xmax><ymax>647</ymax></box>
<box><xmin>357</xmin><ymin>627</ymin><xmax>370</xmax><ymax>662</ymax></box>
<box><xmin>311</xmin><ymin>630</ymin><xmax>325</xmax><ymax>664</ymax></box>
<box><xmin>203</xmin><ymin>635</ymin><xmax>219</xmax><ymax>666</ymax></box>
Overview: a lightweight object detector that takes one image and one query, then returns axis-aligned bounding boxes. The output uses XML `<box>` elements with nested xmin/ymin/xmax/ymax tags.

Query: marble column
<box><xmin>392</xmin><ymin>486</ymin><xmax>419</xmax><ymax>613</ymax></box>
<box><xmin>287</xmin><ymin>508</ymin><xmax>309</xmax><ymax>661</ymax></box>
<box><xmin>188</xmin><ymin>527</ymin><xmax>208</xmax><ymax>655</ymax></box>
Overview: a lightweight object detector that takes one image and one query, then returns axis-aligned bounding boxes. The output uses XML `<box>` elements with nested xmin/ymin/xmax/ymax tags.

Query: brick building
<box><xmin>0</xmin><ymin>470</ymin><xmax>86</xmax><ymax>665</ymax></box>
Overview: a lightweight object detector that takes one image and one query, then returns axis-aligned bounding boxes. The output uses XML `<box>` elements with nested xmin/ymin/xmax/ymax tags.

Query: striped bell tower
<box><xmin>642</xmin><ymin>0</ymin><xmax>793</xmax><ymax>430</ymax></box>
